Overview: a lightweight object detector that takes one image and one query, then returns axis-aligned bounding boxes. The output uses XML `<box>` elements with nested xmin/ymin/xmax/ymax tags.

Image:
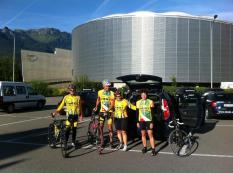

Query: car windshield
<box><xmin>209</xmin><ymin>93</ymin><xmax>233</xmax><ymax>101</ymax></box>
<box><xmin>178</xmin><ymin>93</ymin><xmax>199</xmax><ymax>107</ymax></box>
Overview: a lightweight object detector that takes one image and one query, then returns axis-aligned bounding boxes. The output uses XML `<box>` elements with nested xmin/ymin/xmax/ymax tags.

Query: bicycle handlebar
<box><xmin>168</xmin><ymin>119</ymin><xmax>184</xmax><ymax>128</ymax></box>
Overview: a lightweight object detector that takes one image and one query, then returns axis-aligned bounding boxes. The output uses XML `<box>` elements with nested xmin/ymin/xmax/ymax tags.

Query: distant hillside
<box><xmin>0</xmin><ymin>27</ymin><xmax>71</xmax><ymax>59</ymax></box>
<box><xmin>0</xmin><ymin>27</ymin><xmax>71</xmax><ymax>81</ymax></box>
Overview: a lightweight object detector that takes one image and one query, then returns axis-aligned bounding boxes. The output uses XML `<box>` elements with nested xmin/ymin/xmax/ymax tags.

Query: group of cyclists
<box><xmin>52</xmin><ymin>79</ymin><xmax>157</xmax><ymax>156</ymax></box>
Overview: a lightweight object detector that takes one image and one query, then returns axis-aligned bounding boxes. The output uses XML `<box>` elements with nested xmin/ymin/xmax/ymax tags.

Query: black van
<box><xmin>117</xmin><ymin>74</ymin><xmax>176</xmax><ymax>140</ymax></box>
<box><xmin>175</xmin><ymin>88</ymin><xmax>204</xmax><ymax>128</ymax></box>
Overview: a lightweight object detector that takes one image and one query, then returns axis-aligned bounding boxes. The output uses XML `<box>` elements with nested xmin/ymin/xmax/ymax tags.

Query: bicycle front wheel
<box><xmin>168</xmin><ymin>129</ymin><xmax>187</xmax><ymax>156</ymax></box>
<box><xmin>48</xmin><ymin>123</ymin><xmax>56</xmax><ymax>148</ymax></box>
<box><xmin>87</xmin><ymin>121</ymin><xmax>99</xmax><ymax>145</ymax></box>
<box><xmin>60</xmin><ymin>126</ymin><xmax>68</xmax><ymax>158</ymax></box>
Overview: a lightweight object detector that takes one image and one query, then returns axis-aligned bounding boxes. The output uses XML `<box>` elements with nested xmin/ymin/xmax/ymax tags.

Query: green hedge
<box><xmin>28</xmin><ymin>81</ymin><xmax>66</xmax><ymax>97</ymax></box>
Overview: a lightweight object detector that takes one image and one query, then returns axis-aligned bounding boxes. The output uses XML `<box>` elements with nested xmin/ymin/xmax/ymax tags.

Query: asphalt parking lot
<box><xmin>0</xmin><ymin>97</ymin><xmax>233</xmax><ymax>173</ymax></box>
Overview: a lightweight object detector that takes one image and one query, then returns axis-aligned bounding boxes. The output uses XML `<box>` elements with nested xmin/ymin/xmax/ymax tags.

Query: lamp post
<box><xmin>210</xmin><ymin>14</ymin><xmax>218</xmax><ymax>88</ymax></box>
<box><xmin>9</xmin><ymin>31</ymin><xmax>15</xmax><ymax>82</ymax></box>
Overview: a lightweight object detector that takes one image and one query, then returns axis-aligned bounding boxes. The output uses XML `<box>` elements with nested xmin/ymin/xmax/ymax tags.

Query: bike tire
<box><xmin>178</xmin><ymin>136</ymin><xmax>199</xmax><ymax>157</ymax></box>
<box><xmin>48</xmin><ymin>123</ymin><xmax>56</xmax><ymax>148</ymax></box>
<box><xmin>60</xmin><ymin>126</ymin><xmax>68</xmax><ymax>158</ymax></box>
<box><xmin>168</xmin><ymin>129</ymin><xmax>187</xmax><ymax>156</ymax></box>
<box><xmin>87</xmin><ymin>121</ymin><xmax>99</xmax><ymax>145</ymax></box>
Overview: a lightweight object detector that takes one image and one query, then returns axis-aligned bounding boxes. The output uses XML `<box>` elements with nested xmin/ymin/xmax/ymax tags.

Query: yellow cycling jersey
<box><xmin>57</xmin><ymin>95</ymin><xmax>81</xmax><ymax>115</ymax></box>
<box><xmin>136</xmin><ymin>99</ymin><xmax>154</xmax><ymax>122</ymax></box>
<box><xmin>128</xmin><ymin>102</ymin><xmax>136</xmax><ymax>111</ymax></box>
<box><xmin>98</xmin><ymin>89</ymin><xmax>114</xmax><ymax>112</ymax></box>
<box><xmin>114</xmin><ymin>99</ymin><xmax>128</xmax><ymax>118</ymax></box>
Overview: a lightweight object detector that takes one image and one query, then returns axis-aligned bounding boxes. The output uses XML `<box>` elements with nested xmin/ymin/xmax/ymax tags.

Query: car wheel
<box><xmin>7</xmin><ymin>104</ymin><xmax>15</xmax><ymax>113</ymax></box>
<box><xmin>37</xmin><ymin>101</ymin><xmax>44</xmax><ymax>109</ymax></box>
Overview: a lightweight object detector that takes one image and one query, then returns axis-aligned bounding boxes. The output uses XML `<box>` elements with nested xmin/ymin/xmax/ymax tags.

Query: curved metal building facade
<box><xmin>72</xmin><ymin>11</ymin><xmax>233</xmax><ymax>83</ymax></box>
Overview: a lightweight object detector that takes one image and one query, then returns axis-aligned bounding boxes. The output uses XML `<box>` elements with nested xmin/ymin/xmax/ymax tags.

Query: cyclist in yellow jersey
<box><xmin>114</xmin><ymin>90</ymin><xmax>131</xmax><ymax>151</ymax></box>
<box><xmin>93</xmin><ymin>79</ymin><xmax>114</xmax><ymax>149</ymax></box>
<box><xmin>136</xmin><ymin>89</ymin><xmax>157</xmax><ymax>156</ymax></box>
<box><xmin>52</xmin><ymin>84</ymin><xmax>83</xmax><ymax>147</ymax></box>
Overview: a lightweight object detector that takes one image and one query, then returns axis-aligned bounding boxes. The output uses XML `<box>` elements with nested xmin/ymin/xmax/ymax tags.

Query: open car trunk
<box><xmin>117</xmin><ymin>74</ymin><xmax>162</xmax><ymax>91</ymax></box>
<box><xmin>117</xmin><ymin>74</ymin><xmax>171</xmax><ymax>140</ymax></box>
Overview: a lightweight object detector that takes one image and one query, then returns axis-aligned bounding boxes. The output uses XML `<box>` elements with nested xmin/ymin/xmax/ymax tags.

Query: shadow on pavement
<box><xmin>0</xmin><ymin>127</ymin><xmax>48</xmax><ymax>161</ymax></box>
<box><xmin>195</xmin><ymin>120</ymin><xmax>218</xmax><ymax>134</ymax></box>
<box><xmin>0</xmin><ymin>159</ymin><xmax>28</xmax><ymax>170</ymax></box>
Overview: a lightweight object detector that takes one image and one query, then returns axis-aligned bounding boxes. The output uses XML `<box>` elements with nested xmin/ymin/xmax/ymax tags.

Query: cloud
<box><xmin>1</xmin><ymin>0</ymin><xmax>38</xmax><ymax>27</ymax></box>
<box><xmin>90</xmin><ymin>0</ymin><xmax>111</xmax><ymax>19</ymax></box>
<box><xmin>137</xmin><ymin>0</ymin><xmax>159</xmax><ymax>11</ymax></box>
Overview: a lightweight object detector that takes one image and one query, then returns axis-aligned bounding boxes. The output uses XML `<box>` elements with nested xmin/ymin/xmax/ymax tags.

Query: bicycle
<box><xmin>168</xmin><ymin>119</ymin><xmax>198</xmax><ymax>157</ymax></box>
<box><xmin>87</xmin><ymin>111</ymin><xmax>99</xmax><ymax>147</ymax></box>
<box><xmin>48</xmin><ymin>114</ymin><xmax>75</xmax><ymax>158</ymax></box>
<box><xmin>48</xmin><ymin>115</ymin><xmax>66</xmax><ymax>148</ymax></box>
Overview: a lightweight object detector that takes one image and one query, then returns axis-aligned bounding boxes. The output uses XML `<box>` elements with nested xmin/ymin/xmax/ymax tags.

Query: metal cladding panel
<box><xmin>72</xmin><ymin>15</ymin><xmax>233</xmax><ymax>83</ymax></box>
<box><xmin>212</xmin><ymin>23</ymin><xmax>221</xmax><ymax>82</ymax></box>
<box><xmin>189</xmin><ymin>19</ymin><xmax>199</xmax><ymax>82</ymax></box>
<box><xmin>153</xmin><ymin>17</ymin><xmax>166</xmax><ymax>79</ymax></box>
<box><xmin>164</xmin><ymin>17</ymin><xmax>177</xmax><ymax>82</ymax></box>
<box><xmin>177</xmin><ymin>18</ymin><xmax>189</xmax><ymax>82</ymax></box>
<box><xmin>221</xmin><ymin>23</ymin><xmax>231</xmax><ymax>81</ymax></box>
<box><xmin>199</xmin><ymin>20</ymin><xmax>211</xmax><ymax>82</ymax></box>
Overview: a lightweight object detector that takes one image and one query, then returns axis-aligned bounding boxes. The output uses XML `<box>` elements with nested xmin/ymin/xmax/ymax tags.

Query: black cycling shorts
<box><xmin>139</xmin><ymin>121</ymin><xmax>153</xmax><ymax>131</ymax></box>
<box><xmin>67</xmin><ymin>114</ymin><xmax>78</xmax><ymax>123</ymax></box>
<box><xmin>114</xmin><ymin>118</ymin><xmax>128</xmax><ymax>131</ymax></box>
<box><xmin>99</xmin><ymin>112</ymin><xmax>113</xmax><ymax>125</ymax></box>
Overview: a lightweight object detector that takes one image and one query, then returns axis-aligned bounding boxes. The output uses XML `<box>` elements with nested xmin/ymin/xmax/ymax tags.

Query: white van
<box><xmin>0</xmin><ymin>81</ymin><xmax>46</xmax><ymax>113</ymax></box>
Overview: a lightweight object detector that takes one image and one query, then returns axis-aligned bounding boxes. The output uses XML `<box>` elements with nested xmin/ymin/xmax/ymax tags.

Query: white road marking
<box><xmin>216</xmin><ymin>125</ymin><xmax>233</xmax><ymax>127</ymax></box>
<box><xmin>0</xmin><ymin>140</ymin><xmax>233</xmax><ymax>159</ymax></box>
<box><xmin>80</xmin><ymin>145</ymin><xmax>233</xmax><ymax>158</ymax></box>
<box><xmin>0</xmin><ymin>116</ymin><xmax>50</xmax><ymax>127</ymax></box>
<box><xmin>0</xmin><ymin>117</ymin><xmax>90</xmax><ymax>127</ymax></box>
<box><xmin>0</xmin><ymin>114</ymin><xmax>49</xmax><ymax>119</ymax></box>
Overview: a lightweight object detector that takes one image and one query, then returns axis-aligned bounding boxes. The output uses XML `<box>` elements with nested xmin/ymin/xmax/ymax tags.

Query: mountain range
<box><xmin>0</xmin><ymin>27</ymin><xmax>71</xmax><ymax>59</ymax></box>
<box><xmin>0</xmin><ymin>27</ymin><xmax>71</xmax><ymax>81</ymax></box>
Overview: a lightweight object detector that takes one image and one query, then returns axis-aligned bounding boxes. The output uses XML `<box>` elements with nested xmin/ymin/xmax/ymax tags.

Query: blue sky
<box><xmin>1</xmin><ymin>0</ymin><xmax>233</xmax><ymax>32</ymax></box>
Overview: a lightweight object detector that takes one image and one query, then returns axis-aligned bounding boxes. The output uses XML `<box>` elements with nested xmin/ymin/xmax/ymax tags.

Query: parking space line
<box><xmin>1</xmin><ymin>140</ymin><xmax>233</xmax><ymax>159</ymax></box>
<box><xmin>0</xmin><ymin>116</ymin><xmax>90</xmax><ymax>127</ymax></box>
<box><xmin>216</xmin><ymin>125</ymin><xmax>233</xmax><ymax>127</ymax></box>
<box><xmin>0</xmin><ymin>116</ymin><xmax>50</xmax><ymax>127</ymax></box>
<box><xmin>0</xmin><ymin>114</ymin><xmax>49</xmax><ymax>118</ymax></box>
<box><xmin>82</xmin><ymin>145</ymin><xmax>233</xmax><ymax>159</ymax></box>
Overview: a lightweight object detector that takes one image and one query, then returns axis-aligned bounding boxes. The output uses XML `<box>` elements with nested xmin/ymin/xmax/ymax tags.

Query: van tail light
<box><xmin>211</xmin><ymin>101</ymin><xmax>217</xmax><ymax>107</ymax></box>
<box><xmin>161</xmin><ymin>99</ymin><xmax>170</xmax><ymax>120</ymax></box>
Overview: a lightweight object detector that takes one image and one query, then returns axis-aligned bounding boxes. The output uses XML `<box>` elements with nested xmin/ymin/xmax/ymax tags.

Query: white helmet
<box><xmin>102</xmin><ymin>79</ymin><xmax>111</xmax><ymax>86</ymax></box>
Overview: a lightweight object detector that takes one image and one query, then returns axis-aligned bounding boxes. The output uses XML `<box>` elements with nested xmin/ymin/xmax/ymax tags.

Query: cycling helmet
<box><xmin>115</xmin><ymin>90</ymin><xmax>121</xmax><ymax>97</ymax></box>
<box><xmin>102</xmin><ymin>79</ymin><xmax>111</xmax><ymax>86</ymax></box>
<box><xmin>68</xmin><ymin>84</ymin><xmax>76</xmax><ymax>90</ymax></box>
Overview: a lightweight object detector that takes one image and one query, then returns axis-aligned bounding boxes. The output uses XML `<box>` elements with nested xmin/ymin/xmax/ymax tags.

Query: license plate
<box><xmin>224</xmin><ymin>104</ymin><xmax>233</xmax><ymax>107</ymax></box>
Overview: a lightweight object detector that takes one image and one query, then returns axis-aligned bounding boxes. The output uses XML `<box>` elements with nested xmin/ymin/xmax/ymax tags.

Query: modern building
<box><xmin>21</xmin><ymin>48</ymin><xmax>72</xmax><ymax>82</ymax></box>
<box><xmin>72</xmin><ymin>11</ymin><xmax>233</xmax><ymax>83</ymax></box>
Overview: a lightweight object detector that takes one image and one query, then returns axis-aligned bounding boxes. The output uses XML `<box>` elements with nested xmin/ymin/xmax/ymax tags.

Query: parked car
<box><xmin>205</xmin><ymin>92</ymin><xmax>233</xmax><ymax>119</ymax></box>
<box><xmin>175</xmin><ymin>88</ymin><xmax>204</xmax><ymax>127</ymax></box>
<box><xmin>0</xmin><ymin>81</ymin><xmax>46</xmax><ymax>113</ymax></box>
<box><xmin>201</xmin><ymin>88</ymin><xmax>224</xmax><ymax>102</ymax></box>
<box><xmin>78</xmin><ymin>90</ymin><xmax>97</xmax><ymax>117</ymax></box>
<box><xmin>116</xmin><ymin>74</ymin><xmax>176</xmax><ymax>140</ymax></box>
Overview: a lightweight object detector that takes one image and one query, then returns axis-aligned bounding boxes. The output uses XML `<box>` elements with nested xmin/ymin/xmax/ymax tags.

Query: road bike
<box><xmin>168</xmin><ymin>119</ymin><xmax>198</xmax><ymax>157</ymax></box>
